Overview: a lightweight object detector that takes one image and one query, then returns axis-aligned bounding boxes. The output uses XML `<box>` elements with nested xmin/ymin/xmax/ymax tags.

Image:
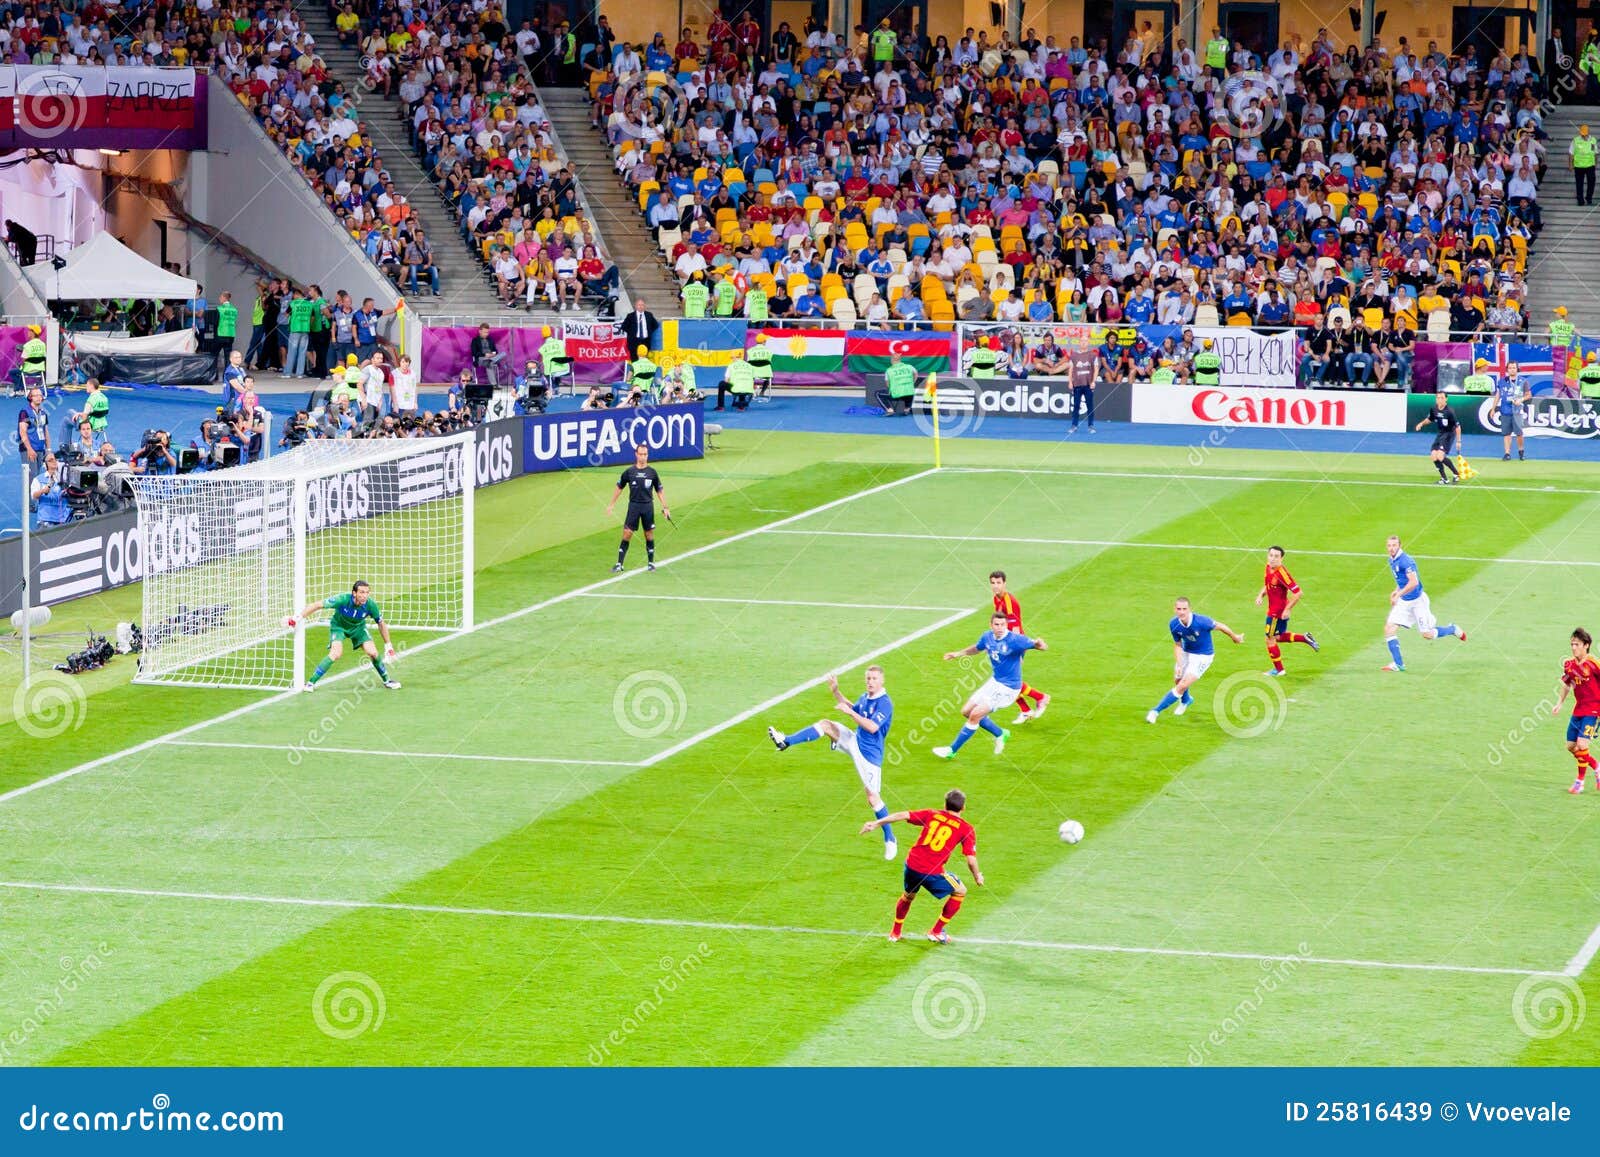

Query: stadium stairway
<box><xmin>538</xmin><ymin>88</ymin><xmax>683</xmax><ymax>317</ymax></box>
<box><xmin>293</xmin><ymin>3</ymin><xmax>554</xmax><ymax>323</ymax></box>
<box><xmin>1525</xmin><ymin>105</ymin><xmax>1600</xmax><ymax>335</ymax></box>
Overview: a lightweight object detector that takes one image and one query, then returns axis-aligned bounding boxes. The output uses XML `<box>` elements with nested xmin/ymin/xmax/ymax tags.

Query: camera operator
<box><xmin>68</xmin><ymin>418</ymin><xmax>106</xmax><ymax>463</ymax></box>
<box><xmin>515</xmin><ymin>358</ymin><xmax>550</xmax><ymax>413</ymax></box>
<box><xmin>29</xmin><ymin>452</ymin><xmax>71</xmax><ymax>526</ymax></box>
<box><xmin>130</xmin><ymin>429</ymin><xmax>178</xmax><ymax>475</ymax></box>
<box><xmin>279</xmin><ymin>410</ymin><xmax>313</xmax><ymax>450</ymax></box>
<box><xmin>233</xmin><ymin>407</ymin><xmax>266</xmax><ymax>463</ymax></box>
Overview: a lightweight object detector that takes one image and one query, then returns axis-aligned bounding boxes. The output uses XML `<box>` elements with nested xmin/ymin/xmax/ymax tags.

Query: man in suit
<box><xmin>620</xmin><ymin>299</ymin><xmax>659</xmax><ymax>352</ymax></box>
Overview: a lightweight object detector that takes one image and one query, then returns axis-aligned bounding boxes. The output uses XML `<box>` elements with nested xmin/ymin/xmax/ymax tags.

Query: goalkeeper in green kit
<box><xmin>283</xmin><ymin>580</ymin><xmax>401</xmax><ymax>691</ymax></box>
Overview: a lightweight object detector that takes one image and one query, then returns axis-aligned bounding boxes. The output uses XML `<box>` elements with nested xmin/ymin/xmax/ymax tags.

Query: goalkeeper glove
<box><xmin>282</xmin><ymin>615</ymin><xmax>298</xmax><ymax>628</ymax></box>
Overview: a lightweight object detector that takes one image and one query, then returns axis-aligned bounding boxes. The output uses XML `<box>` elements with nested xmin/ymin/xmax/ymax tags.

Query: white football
<box><xmin>1058</xmin><ymin>820</ymin><xmax>1085</xmax><ymax>844</ymax></box>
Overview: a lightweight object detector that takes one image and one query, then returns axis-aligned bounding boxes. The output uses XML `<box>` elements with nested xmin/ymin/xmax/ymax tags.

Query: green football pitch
<box><xmin>3</xmin><ymin>430</ymin><xmax>1600</xmax><ymax>1066</ymax></box>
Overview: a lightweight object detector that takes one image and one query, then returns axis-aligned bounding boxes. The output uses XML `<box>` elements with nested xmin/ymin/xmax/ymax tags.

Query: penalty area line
<box><xmin>1564</xmin><ymin>919</ymin><xmax>1600</xmax><ymax>978</ymax></box>
<box><xmin>948</xmin><ymin>465</ymin><xmax>1600</xmax><ymax>498</ymax></box>
<box><xmin>159</xmin><ymin>740</ymin><xmax>643</xmax><ymax>768</ymax></box>
<box><xmin>0</xmin><ymin>879</ymin><xmax>1554</xmax><ymax>978</ymax></box>
<box><xmin>576</xmin><ymin>592</ymin><xmax>969</xmax><ymax>613</ymax></box>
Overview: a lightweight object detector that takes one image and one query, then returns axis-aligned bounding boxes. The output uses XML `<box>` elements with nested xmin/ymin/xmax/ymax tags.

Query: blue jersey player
<box><xmin>1382</xmin><ymin>535</ymin><xmax>1465</xmax><ymax>671</ymax></box>
<box><xmin>933</xmin><ymin>611</ymin><xmax>1048</xmax><ymax>760</ymax></box>
<box><xmin>768</xmin><ymin>666</ymin><xmax>899</xmax><ymax>860</ymax></box>
<box><xmin>1147</xmin><ymin>597</ymin><xmax>1242</xmax><ymax>722</ymax></box>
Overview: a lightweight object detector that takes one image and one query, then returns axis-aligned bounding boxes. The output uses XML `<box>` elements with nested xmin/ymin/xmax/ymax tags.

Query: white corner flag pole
<box><xmin>19</xmin><ymin>459</ymin><xmax>30</xmax><ymax>695</ymax></box>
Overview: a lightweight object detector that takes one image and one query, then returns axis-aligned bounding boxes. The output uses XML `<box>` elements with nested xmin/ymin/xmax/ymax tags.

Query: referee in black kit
<box><xmin>605</xmin><ymin>444</ymin><xmax>673</xmax><ymax>571</ymax></box>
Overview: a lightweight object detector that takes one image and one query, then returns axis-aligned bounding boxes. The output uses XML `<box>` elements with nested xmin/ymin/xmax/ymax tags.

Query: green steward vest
<box><xmin>1576</xmin><ymin>136</ymin><xmax>1598</xmax><ymax>167</ymax></box>
<box><xmin>1206</xmin><ymin>37</ymin><xmax>1229</xmax><ymax>68</ymax></box>
<box><xmin>1152</xmin><ymin>365</ymin><xmax>1176</xmax><ymax>384</ymax></box>
<box><xmin>682</xmin><ymin>282</ymin><xmax>708</xmax><ymax>318</ymax></box>
<box><xmin>1462</xmin><ymin>372</ymin><xmax>1494</xmax><ymax>394</ymax></box>
<box><xmin>969</xmin><ymin>348</ymin><xmax>999</xmax><ymax>378</ymax></box>
<box><xmin>884</xmin><ymin>362</ymin><xmax>916</xmax><ymax>398</ymax></box>
<box><xmin>871</xmin><ymin>27</ymin><xmax>896</xmax><ymax>62</ymax></box>
<box><xmin>308</xmin><ymin>298</ymin><xmax>328</xmax><ymax>333</ymax></box>
<box><xmin>83</xmin><ymin>390</ymin><xmax>109</xmax><ymax>431</ymax></box>
<box><xmin>1580</xmin><ymin>366</ymin><xmax>1600</xmax><ymax>398</ymax></box>
<box><xmin>20</xmin><ymin>337</ymin><xmax>46</xmax><ymax>373</ymax></box>
<box><xmin>714</xmin><ymin>280</ymin><xmax>737</xmax><ymax>316</ymax></box>
<box><xmin>747</xmin><ymin>345</ymin><xmax>773</xmax><ymax>377</ymax></box>
<box><xmin>1551</xmin><ymin>319</ymin><xmax>1577</xmax><ymax>348</ymax></box>
<box><xmin>725</xmin><ymin>359</ymin><xmax>755</xmax><ymax>393</ymax></box>
<box><xmin>628</xmin><ymin>357</ymin><xmax>658</xmax><ymax>389</ymax></box>
<box><xmin>540</xmin><ymin>337</ymin><xmax>570</xmax><ymax>374</ymax></box>
<box><xmin>745</xmin><ymin>288</ymin><xmax>768</xmax><ymax>322</ymax></box>
<box><xmin>252</xmin><ymin>297</ymin><xmax>266</xmax><ymax>326</ymax></box>
<box><xmin>216</xmin><ymin>302</ymin><xmax>238</xmax><ymax>339</ymax></box>
<box><xmin>1194</xmin><ymin>350</ymin><xmax>1221</xmax><ymax>384</ymax></box>
<box><xmin>289</xmin><ymin>298</ymin><xmax>313</xmax><ymax>333</ymax></box>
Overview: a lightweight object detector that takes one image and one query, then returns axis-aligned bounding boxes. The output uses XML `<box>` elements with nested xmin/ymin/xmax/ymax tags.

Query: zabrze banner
<box><xmin>0</xmin><ymin>66</ymin><xmax>207</xmax><ymax>149</ymax></box>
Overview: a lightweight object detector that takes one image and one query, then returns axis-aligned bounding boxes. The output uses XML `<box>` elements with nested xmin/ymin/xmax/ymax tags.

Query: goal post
<box><xmin>130</xmin><ymin>432</ymin><xmax>475</xmax><ymax>691</ymax></box>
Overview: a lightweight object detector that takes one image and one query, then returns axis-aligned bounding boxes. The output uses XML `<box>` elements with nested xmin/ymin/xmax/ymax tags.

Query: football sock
<box><xmin>1434</xmin><ymin>460</ymin><xmax>1448</xmax><ymax>480</ymax></box>
<box><xmin>1267</xmin><ymin>641</ymin><xmax>1284</xmax><ymax>670</ymax></box>
<box><xmin>892</xmin><ymin>895</ymin><xmax>912</xmax><ymax>936</ymax></box>
<box><xmin>874</xmin><ymin>805</ymin><xmax>893</xmax><ymax>843</ymax></box>
<box><xmin>1014</xmin><ymin>692</ymin><xmax>1032</xmax><ymax>712</ymax></box>
<box><xmin>372</xmin><ymin>657</ymin><xmax>388</xmax><ymax>680</ymax></box>
<box><xmin>1436</xmin><ymin>624</ymin><xmax>1458</xmax><ymax>638</ymax></box>
<box><xmin>1180</xmin><ymin>689</ymin><xmax>1193</xmax><ymax>706</ymax></box>
<box><xmin>1575</xmin><ymin>751</ymin><xmax>1591</xmax><ymax>782</ymax></box>
<box><xmin>787</xmin><ymin>725</ymin><xmax>821</xmax><ymax>745</ymax></box>
<box><xmin>1154</xmin><ymin>690</ymin><xmax>1179</xmax><ymax>714</ymax></box>
<box><xmin>977</xmin><ymin>716</ymin><xmax>1004</xmax><ymax>737</ymax></box>
<box><xmin>1388</xmin><ymin>638</ymin><xmax>1405</xmax><ymax>667</ymax></box>
<box><xmin>617</xmin><ymin>538</ymin><xmax>630</xmax><ymax>565</ymax></box>
<box><xmin>646</xmin><ymin>538</ymin><xmax>655</xmax><ymax>563</ymax></box>
<box><xmin>1443</xmin><ymin>456</ymin><xmax>1460</xmax><ymax>476</ymax></box>
<box><xmin>309</xmin><ymin>658</ymin><xmax>332</xmax><ymax>684</ymax></box>
<box><xmin>930</xmin><ymin>895</ymin><xmax>963</xmax><ymax>935</ymax></box>
<box><xmin>950</xmin><ymin>724</ymin><xmax>976</xmax><ymax>752</ymax></box>
<box><xmin>1279</xmin><ymin>632</ymin><xmax>1310</xmax><ymax>645</ymax></box>
<box><xmin>1026</xmin><ymin>687</ymin><xmax>1044</xmax><ymax>703</ymax></box>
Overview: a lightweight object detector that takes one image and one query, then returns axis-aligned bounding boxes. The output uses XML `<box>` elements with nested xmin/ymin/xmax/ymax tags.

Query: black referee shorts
<box><xmin>624</xmin><ymin>505</ymin><xmax>656</xmax><ymax>532</ymax></box>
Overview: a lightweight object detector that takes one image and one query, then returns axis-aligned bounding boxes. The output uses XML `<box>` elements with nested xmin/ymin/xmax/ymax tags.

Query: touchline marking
<box><xmin>768</xmin><ymin>529</ymin><xmax>1600</xmax><ymax>570</ymax></box>
<box><xmin>0</xmin><ymin>880</ymin><xmax>1554</xmax><ymax>978</ymax></box>
<box><xmin>160</xmin><ymin>740</ymin><xmax>643</xmax><ymax>768</ymax></box>
<box><xmin>0</xmin><ymin>467</ymin><xmax>942</xmax><ymax>808</ymax></box>
<box><xmin>950</xmin><ymin>466</ymin><xmax>1600</xmax><ymax>498</ymax></box>
<box><xmin>577</xmin><ymin>592</ymin><xmax>969</xmax><ymax>613</ymax></box>
<box><xmin>1564</xmin><ymin>920</ymin><xmax>1600</xmax><ymax>977</ymax></box>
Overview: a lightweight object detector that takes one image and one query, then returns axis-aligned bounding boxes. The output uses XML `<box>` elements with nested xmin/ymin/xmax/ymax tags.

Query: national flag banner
<box><xmin>846</xmin><ymin>331</ymin><xmax>956</xmax><ymax>373</ymax></box>
<box><xmin>751</xmin><ymin>327</ymin><xmax>845</xmax><ymax>373</ymax></box>
<box><xmin>657</xmin><ymin>319</ymin><xmax>745</xmax><ymax>368</ymax></box>
<box><xmin>563</xmin><ymin>319</ymin><xmax>628</xmax><ymax>362</ymax></box>
<box><xmin>1473</xmin><ymin>341</ymin><xmax>1555</xmax><ymax>395</ymax></box>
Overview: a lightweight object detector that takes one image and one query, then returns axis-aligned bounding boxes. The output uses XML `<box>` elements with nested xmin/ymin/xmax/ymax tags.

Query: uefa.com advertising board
<box><xmin>0</xmin><ymin>404</ymin><xmax>705</xmax><ymax>618</ymax></box>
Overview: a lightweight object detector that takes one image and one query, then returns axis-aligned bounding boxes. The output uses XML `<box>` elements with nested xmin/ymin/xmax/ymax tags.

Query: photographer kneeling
<box><xmin>130</xmin><ymin>429</ymin><xmax>178</xmax><ymax>476</ymax></box>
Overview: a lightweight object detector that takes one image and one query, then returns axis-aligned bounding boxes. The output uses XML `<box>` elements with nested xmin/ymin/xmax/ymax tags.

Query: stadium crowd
<box><xmin>598</xmin><ymin>16</ymin><xmax>1550</xmax><ymax>386</ymax></box>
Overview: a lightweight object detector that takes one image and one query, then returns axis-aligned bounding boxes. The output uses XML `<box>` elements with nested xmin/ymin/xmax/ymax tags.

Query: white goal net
<box><xmin>130</xmin><ymin>433</ymin><xmax>475</xmax><ymax>690</ymax></box>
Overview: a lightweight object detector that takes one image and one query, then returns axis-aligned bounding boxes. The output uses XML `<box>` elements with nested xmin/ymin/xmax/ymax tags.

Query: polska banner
<box><xmin>0</xmin><ymin>65</ymin><xmax>206</xmax><ymax>149</ymax></box>
<box><xmin>563</xmin><ymin>319</ymin><xmax>629</xmax><ymax>362</ymax></box>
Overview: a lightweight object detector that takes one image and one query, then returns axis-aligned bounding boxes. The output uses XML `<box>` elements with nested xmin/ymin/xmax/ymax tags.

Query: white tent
<box><xmin>24</xmin><ymin>232</ymin><xmax>198</xmax><ymax>301</ymax></box>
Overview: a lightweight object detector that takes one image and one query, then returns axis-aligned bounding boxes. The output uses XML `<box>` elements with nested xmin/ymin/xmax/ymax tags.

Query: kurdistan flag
<box><xmin>749</xmin><ymin>327</ymin><xmax>845</xmax><ymax>372</ymax></box>
<box><xmin>846</xmin><ymin>331</ymin><xmax>956</xmax><ymax>373</ymax></box>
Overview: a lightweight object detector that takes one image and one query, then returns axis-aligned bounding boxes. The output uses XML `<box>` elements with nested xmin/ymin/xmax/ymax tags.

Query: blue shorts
<box><xmin>1265</xmin><ymin>614</ymin><xmax>1290</xmax><ymax>637</ymax></box>
<box><xmin>1568</xmin><ymin>715</ymin><xmax>1598</xmax><ymax>744</ymax></box>
<box><xmin>903</xmin><ymin>866</ymin><xmax>962</xmax><ymax>899</ymax></box>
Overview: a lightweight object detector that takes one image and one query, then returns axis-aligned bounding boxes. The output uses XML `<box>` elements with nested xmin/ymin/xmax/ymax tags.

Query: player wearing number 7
<box><xmin>283</xmin><ymin>580</ymin><xmax>400</xmax><ymax>691</ymax></box>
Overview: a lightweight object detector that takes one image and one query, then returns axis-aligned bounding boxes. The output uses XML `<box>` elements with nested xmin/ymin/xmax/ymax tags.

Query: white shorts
<box><xmin>1179</xmin><ymin>652</ymin><xmax>1214</xmax><ymax>681</ymax></box>
<box><xmin>1387</xmin><ymin>593</ymin><xmax>1438</xmax><ymax>633</ymax></box>
<box><xmin>831</xmin><ymin>727</ymin><xmax>882</xmax><ymax>795</ymax></box>
<box><xmin>969</xmin><ymin>678</ymin><xmax>1022</xmax><ymax>714</ymax></box>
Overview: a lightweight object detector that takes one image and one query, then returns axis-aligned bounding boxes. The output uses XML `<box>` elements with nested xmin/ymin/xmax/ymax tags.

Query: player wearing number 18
<box><xmin>861</xmin><ymin>789</ymin><xmax>983</xmax><ymax>943</ymax></box>
<box><xmin>284</xmin><ymin>580</ymin><xmax>400</xmax><ymax>691</ymax></box>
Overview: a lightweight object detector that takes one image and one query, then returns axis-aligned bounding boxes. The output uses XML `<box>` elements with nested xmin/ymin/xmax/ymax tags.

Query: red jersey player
<box><xmin>861</xmin><ymin>789</ymin><xmax>983</xmax><ymax>943</ymax></box>
<box><xmin>1255</xmin><ymin>546</ymin><xmax>1319</xmax><ymax>676</ymax></box>
<box><xmin>1553</xmin><ymin>627</ymin><xmax>1600</xmax><ymax>794</ymax></box>
<box><xmin>990</xmin><ymin>570</ymin><xmax>1051</xmax><ymax>722</ymax></box>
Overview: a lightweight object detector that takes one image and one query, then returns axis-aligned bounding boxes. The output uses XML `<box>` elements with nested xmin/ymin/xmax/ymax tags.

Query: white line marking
<box><xmin>577</xmin><ymin>592</ymin><xmax>968</xmax><ymax>613</ymax></box>
<box><xmin>0</xmin><ymin>879</ymin><xmax>1551</xmax><ymax>978</ymax></box>
<box><xmin>639</xmin><ymin>609</ymin><xmax>972</xmax><ymax>768</ymax></box>
<box><xmin>1564</xmin><ymin>920</ymin><xmax>1600</xmax><ymax>977</ymax></box>
<box><xmin>161</xmin><ymin>740</ymin><xmax>642</xmax><ymax>768</ymax></box>
<box><xmin>949</xmin><ymin>465</ymin><xmax>1600</xmax><ymax>498</ymax></box>
<box><xmin>768</xmin><ymin>529</ymin><xmax>1600</xmax><ymax>570</ymax></box>
<box><xmin>0</xmin><ymin>468</ymin><xmax>942</xmax><ymax>808</ymax></box>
